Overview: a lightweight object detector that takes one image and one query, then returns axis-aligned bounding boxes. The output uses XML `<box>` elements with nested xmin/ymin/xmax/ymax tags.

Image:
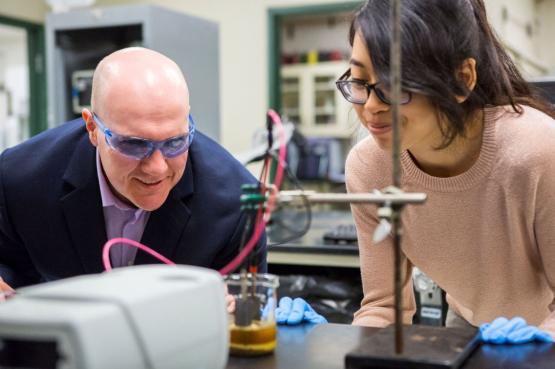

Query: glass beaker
<box><xmin>225</xmin><ymin>273</ymin><xmax>279</xmax><ymax>356</ymax></box>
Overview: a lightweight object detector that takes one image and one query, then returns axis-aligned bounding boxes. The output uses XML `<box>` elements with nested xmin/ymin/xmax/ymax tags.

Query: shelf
<box><xmin>315</xmin><ymin>82</ymin><xmax>336</xmax><ymax>90</ymax></box>
<box><xmin>283</xmin><ymin>108</ymin><xmax>300</xmax><ymax>115</ymax></box>
<box><xmin>314</xmin><ymin>107</ymin><xmax>335</xmax><ymax>115</ymax></box>
<box><xmin>281</xmin><ymin>86</ymin><xmax>300</xmax><ymax>93</ymax></box>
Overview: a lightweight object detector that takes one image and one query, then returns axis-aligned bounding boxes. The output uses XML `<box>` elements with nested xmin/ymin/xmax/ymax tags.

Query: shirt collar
<box><xmin>96</xmin><ymin>149</ymin><xmax>141</xmax><ymax>212</ymax></box>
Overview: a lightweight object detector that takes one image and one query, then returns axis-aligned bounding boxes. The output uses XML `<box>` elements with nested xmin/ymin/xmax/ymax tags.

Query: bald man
<box><xmin>0</xmin><ymin>47</ymin><xmax>266</xmax><ymax>293</ymax></box>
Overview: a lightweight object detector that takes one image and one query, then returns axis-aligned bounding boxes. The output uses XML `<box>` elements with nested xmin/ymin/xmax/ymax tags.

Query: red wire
<box><xmin>218</xmin><ymin>109</ymin><xmax>286</xmax><ymax>275</ymax></box>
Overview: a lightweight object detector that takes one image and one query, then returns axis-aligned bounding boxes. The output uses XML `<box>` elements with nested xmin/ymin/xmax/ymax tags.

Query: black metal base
<box><xmin>345</xmin><ymin>325</ymin><xmax>480</xmax><ymax>369</ymax></box>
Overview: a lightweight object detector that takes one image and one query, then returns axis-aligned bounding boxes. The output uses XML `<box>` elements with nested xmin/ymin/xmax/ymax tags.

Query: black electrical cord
<box><xmin>263</xmin><ymin>152</ymin><xmax>312</xmax><ymax>248</ymax></box>
<box><xmin>228</xmin><ymin>157</ymin><xmax>269</xmax><ymax>275</ymax></box>
<box><xmin>237</xmin><ymin>213</ymin><xmax>253</xmax><ymax>272</ymax></box>
<box><xmin>242</xmin><ymin>145</ymin><xmax>313</xmax><ymax>259</ymax></box>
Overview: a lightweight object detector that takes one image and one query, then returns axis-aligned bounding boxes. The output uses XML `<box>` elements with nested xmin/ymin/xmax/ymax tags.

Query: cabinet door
<box><xmin>306</xmin><ymin>62</ymin><xmax>349</xmax><ymax>137</ymax></box>
<box><xmin>313</xmin><ymin>74</ymin><xmax>337</xmax><ymax>127</ymax></box>
<box><xmin>281</xmin><ymin>75</ymin><xmax>302</xmax><ymax>125</ymax></box>
<box><xmin>281</xmin><ymin>62</ymin><xmax>350</xmax><ymax>137</ymax></box>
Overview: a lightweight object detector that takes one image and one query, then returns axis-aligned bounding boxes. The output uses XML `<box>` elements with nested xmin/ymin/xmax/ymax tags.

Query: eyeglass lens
<box><xmin>110</xmin><ymin>133</ymin><xmax>191</xmax><ymax>159</ymax></box>
<box><xmin>343</xmin><ymin>81</ymin><xmax>410</xmax><ymax>105</ymax></box>
<box><xmin>96</xmin><ymin>113</ymin><xmax>195</xmax><ymax>160</ymax></box>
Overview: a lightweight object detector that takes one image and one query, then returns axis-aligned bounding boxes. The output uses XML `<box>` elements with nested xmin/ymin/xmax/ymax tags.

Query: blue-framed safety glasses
<box><xmin>92</xmin><ymin>113</ymin><xmax>196</xmax><ymax>160</ymax></box>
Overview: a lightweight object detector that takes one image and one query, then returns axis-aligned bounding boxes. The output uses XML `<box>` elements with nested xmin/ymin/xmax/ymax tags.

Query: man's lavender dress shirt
<box><xmin>96</xmin><ymin>150</ymin><xmax>150</xmax><ymax>267</ymax></box>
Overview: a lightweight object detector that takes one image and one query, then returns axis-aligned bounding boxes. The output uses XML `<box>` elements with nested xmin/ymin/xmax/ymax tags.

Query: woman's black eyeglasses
<box><xmin>335</xmin><ymin>69</ymin><xmax>412</xmax><ymax>105</ymax></box>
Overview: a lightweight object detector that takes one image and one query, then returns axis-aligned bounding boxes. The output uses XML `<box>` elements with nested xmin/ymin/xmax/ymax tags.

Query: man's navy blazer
<box><xmin>0</xmin><ymin>119</ymin><xmax>266</xmax><ymax>287</ymax></box>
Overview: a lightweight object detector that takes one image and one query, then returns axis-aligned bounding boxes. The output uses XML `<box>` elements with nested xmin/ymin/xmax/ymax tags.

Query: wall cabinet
<box><xmin>281</xmin><ymin>61</ymin><xmax>351</xmax><ymax>138</ymax></box>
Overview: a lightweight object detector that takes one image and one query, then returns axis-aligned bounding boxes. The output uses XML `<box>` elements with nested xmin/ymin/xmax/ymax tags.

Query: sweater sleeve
<box><xmin>345</xmin><ymin>142</ymin><xmax>416</xmax><ymax>327</ymax></box>
<box><xmin>533</xmin><ymin>151</ymin><xmax>555</xmax><ymax>338</ymax></box>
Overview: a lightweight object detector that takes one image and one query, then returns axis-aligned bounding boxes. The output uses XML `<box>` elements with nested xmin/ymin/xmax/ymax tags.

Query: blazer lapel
<box><xmin>135</xmin><ymin>159</ymin><xmax>194</xmax><ymax>265</ymax></box>
<box><xmin>60</xmin><ymin>135</ymin><xmax>195</xmax><ymax>269</ymax></box>
<box><xmin>60</xmin><ymin>138</ymin><xmax>107</xmax><ymax>274</ymax></box>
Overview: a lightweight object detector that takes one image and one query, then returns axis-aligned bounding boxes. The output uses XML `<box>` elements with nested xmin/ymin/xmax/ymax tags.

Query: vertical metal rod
<box><xmin>392</xmin><ymin>206</ymin><xmax>403</xmax><ymax>354</ymax></box>
<box><xmin>390</xmin><ymin>0</ymin><xmax>404</xmax><ymax>354</ymax></box>
<box><xmin>391</xmin><ymin>0</ymin><xmax>402</xmax><ymax>188</ymax></box>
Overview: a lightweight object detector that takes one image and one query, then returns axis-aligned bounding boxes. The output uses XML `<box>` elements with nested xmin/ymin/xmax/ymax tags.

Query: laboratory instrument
<box><xmin>0</xmin><ymin>265</ymin><xmax>228</xmax><ymax>369</ymax></box>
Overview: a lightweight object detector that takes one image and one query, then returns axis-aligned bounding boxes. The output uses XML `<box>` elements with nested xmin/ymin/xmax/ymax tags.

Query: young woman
<box><xmin>339</xmin><ymin>0</ymin><xmax>555</xmax><ymax>343</ymax></box>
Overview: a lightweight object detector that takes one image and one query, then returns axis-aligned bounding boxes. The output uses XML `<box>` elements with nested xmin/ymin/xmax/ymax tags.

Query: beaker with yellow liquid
<box><xmin>225</xmin><ymin>273</ymin><xmax>279</xmax><ymax>356</ymax></box>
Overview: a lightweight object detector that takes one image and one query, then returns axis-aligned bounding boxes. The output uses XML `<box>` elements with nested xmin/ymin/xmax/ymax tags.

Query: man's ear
<box><xmin>82</xmin><ymin>108</ymin><xmax>98</xmax><ymax>146</ymax></box>
<box><xmin>455</xmin><ymin>57</ymin><xmax>477</xmax><ymax>103</ymax></box>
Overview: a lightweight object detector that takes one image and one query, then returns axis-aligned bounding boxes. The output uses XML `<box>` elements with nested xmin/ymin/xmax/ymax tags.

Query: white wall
<box><xmin>0</xmin><ymin>25</ymin><xmax>29</xmax><ymax>150</ymax></box>
<box><xmin>0</xmin><ymin>0</ymin><xmax>50</xmax><ymax>23</ymax></box>
<box><xmin>485</xmin><ymin>0</ymin><xmax>550</xmax><ymax>77</ymax></box>
<box><xmin>536</xmin><ymin>0</ymin><xmax>555</xmax><ymax>75</ymax></box>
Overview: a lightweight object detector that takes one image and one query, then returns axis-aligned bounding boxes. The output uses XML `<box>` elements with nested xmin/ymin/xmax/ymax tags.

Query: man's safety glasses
<box><xmin>335</xmin><ymin>69</ymin><xmax>412</xmax><ymax>105</ymax></box>
<box><xmin>93</xmin><ymin>113</ymin><xmax>195</xmax><ymax>160</ymax></box>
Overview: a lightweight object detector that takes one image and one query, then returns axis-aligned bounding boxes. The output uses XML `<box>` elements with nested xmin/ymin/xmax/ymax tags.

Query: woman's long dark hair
<box><xmin>350</xmin><ymin>0</ymin><xmax>555</xmax><ymax>148</ymax></box>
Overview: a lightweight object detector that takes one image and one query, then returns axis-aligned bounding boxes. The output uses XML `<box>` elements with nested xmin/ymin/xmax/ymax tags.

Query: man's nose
<box><xmin>141</xmin><ymin>149</ymin><xmax>168</xmax><ymax>175</ymax></box>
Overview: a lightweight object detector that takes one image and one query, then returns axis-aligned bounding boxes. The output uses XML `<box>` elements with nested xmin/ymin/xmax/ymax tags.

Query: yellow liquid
<box><xmin>229</xmin><ymin>320</ymin><xmax>277</xmax><ymax>356</ymax></box>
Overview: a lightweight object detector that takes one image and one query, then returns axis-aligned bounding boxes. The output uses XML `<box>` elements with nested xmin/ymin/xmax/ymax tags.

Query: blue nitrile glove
<box><xmin>479</xmin><ymin>317</ymin><xmax>554</xmax><ymax>344</ymax></box>
<box><xmin>275</xmin><ymin>297</ymin><xmax>327</xmax><ymax>325</ymax></box>
<box><xmin>261</xmin><ymin>297</ymin><xmax>274</xmax><ymax>319</ymax></box>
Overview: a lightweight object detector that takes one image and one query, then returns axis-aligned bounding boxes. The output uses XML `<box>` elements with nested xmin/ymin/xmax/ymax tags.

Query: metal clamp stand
<box><xmin>277</xmin><ymin>186</ymin><xmax>478</xmax><ymax>369</ymax></box>
<box><xmin>279</xmin><ymin>185</ymin><xmax>423</xmax><ymax>352</ymax></box>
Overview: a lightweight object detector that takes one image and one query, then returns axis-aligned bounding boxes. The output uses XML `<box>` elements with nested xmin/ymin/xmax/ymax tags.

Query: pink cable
<box><xmin>218</xmin><ymin>109</ymin><xmax>287</xmax><ymax>275</ymax></box>
<box><xmin>264</xmin><ymin>109</ymin><xmax>286</xmax><ymax>217</ymax></box>
<box><xmin>102</xmin><ymin>237</ymin><xmax>175</xmax><ymax>271</ymax></box>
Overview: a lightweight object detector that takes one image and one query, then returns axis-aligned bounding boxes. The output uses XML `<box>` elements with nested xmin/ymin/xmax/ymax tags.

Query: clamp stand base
<box><xmin>345</xmin><ymin>325</ymin><xmax>479</xmax><ymax>369</ymax></box>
